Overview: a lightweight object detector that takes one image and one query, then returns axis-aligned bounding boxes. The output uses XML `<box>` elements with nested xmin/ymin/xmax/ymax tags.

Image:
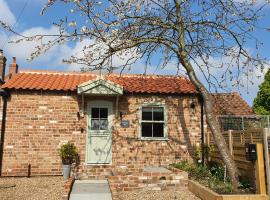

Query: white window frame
<box><xmin>139</xmin><ymin>102</ymin><xmax>168</xmax><ymax>140</ymax></box>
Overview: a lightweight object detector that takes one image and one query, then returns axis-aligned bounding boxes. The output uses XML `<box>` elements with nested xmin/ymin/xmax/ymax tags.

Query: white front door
<box><xmin>87</xmin><ymin>101</ymin><xmax>113</xmax><ymax>164</ymax></box>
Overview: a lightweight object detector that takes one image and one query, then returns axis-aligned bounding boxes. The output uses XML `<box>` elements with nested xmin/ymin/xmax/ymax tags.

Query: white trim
<box><xmin>77</xmin><ymin>78</ymin><xmax>123</xmax><ymax>95</ymax></box>
<box><xmin>138</xmin><ymin>102</ymin><xmax>168</xmax><ymax>140</ymax></box>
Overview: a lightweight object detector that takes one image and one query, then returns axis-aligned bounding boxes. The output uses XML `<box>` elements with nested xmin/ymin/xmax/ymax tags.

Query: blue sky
<box><xmin>0</xmin><ymin>0</ymin><xmax>270</xmax><ymax>106</ymax></box>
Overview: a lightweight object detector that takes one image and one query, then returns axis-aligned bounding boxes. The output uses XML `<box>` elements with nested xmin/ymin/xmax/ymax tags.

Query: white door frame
<box><xmin>86</xmin><ymin>100</ymin><xmax>113</xmax><ymax>165</ymax></box>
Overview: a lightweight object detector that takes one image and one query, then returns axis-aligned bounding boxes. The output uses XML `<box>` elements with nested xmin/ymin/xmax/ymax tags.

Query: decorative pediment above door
<box><xmin>77</xmin><ymin>77</ymin><xmax>123</xmax><ymax>95</ymax></box>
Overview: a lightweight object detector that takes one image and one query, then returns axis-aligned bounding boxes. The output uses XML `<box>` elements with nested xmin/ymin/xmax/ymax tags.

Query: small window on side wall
<box><xmin>141</xmin><ymin>106</ymin><xmax>165</xmax><ymax>138</ymax></box>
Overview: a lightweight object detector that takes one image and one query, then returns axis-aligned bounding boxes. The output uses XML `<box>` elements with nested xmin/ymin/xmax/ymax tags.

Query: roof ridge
<box><xmin>19</xmin><ymin>70</ymin><xmax>187</xmax><ymax>79</ymax></box>
<box><xmin>19</xmin><ymin>70</ymin><xmax>96</xmax><ymax>76</ymax></box>
<box><xmin>107</xmin><ymin>73</ymin><xmax>187</xmax><ymax>79</ymax></box>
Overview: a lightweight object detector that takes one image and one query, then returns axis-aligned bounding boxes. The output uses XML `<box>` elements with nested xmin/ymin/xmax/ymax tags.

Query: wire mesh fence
<box><xmin>218</xmin><ymin>115</ymin><xmax>270</xmax><ymax>131</ymax></box>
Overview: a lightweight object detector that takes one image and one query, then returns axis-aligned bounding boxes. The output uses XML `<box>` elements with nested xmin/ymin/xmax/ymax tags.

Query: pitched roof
<box><xmin>1</xmin><ymin>71</ymin><xmax>197</xmax><ymax>94</ymax></box>
<box><xmin>212</xmin><ymin>93</ymin><xmax>254</xmax><ymax>116</ymax></box>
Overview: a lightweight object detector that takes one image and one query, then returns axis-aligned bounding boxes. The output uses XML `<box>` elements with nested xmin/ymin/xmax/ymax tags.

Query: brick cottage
<box><xmin>0</xmin><ymin>51</ymin><xmax>254</xmax><ymax>179</ymax></box>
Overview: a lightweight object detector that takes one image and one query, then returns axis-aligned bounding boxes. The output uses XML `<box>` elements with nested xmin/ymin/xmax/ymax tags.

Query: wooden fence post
<box><xmin>255</xmin><ymin>143</ymin><xmax>267</xmax><ymax>194</ymax></box>
<box><xmin>263</xmin><ymin>128</ymin><xmax>270</xmax><ymax>197</ymax></box>
<box><xmin>228</xmin><ymin>130</ymin><xmax>233</xmax><ymax>156</ymax></box>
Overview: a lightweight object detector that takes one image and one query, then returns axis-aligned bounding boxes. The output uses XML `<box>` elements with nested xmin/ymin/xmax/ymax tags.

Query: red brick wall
<box><xmin>1</xmin><ymin>90</ymin><xmax>202</xmax><ymax>176</ymax></box>
<box><xmin>113</xmin><ymin>95</ymin><xmax>201</xmax><ymax>168</ymax></box>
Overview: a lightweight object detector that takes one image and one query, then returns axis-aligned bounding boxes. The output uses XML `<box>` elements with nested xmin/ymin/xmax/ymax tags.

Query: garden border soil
<box><xmin>188</xmin><ymin>180</ymin><xmax>268</xmax><ymax>200</ymax></box>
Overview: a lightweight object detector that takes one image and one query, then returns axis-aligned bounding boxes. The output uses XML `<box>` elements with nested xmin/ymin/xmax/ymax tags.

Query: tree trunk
<box><xmin>179</xmin><ymin>55</ymin><xmax>240</xmax><ymax>190</ymax></box>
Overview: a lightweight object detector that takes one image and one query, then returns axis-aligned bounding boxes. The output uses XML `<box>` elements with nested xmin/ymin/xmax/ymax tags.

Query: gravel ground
<box><xmin>0</xmin><ymin>176</ymin><xmax>65</xmax><ymax>200</ymax></box>
<box><xmin>117</xmin><ymin>189</ymin><xmax>201</xmax><ymax>200</ymax></box>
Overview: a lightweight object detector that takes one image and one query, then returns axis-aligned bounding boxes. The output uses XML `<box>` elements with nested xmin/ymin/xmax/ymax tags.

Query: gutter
<box><xmin>199</xmin><ymin>95</ymin><xmax>205</xmax><ymax>164</ymax></box>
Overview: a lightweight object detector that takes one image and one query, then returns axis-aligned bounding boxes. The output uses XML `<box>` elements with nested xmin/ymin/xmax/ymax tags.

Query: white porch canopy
<box><xmin>77</xmin><ymin>77</ymin><xmax>123</xmax><ymax>95</ymax></box>
<box><xmin>77</xmin><ymin>77</ymin><xmax>123</xmax><ymax>117</ymax></box>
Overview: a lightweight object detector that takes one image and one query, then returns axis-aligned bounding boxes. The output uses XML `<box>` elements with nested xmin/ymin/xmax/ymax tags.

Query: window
<box><xmin>141</xmin><ymin>106</ymin><xmax>165</xmax><ymax>138</ymax></box>
<box><xmin>91</xmin><ymin>107</ymin><xmax>108</xmax><ymax>130</ymax></box>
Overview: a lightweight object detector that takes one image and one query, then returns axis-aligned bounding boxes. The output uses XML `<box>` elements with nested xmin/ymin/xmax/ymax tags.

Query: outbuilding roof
<box><xmin>212</xmin><ymin>93</ymin><xmax>255</xmax><ymax>115</ymax></box>
<box><xmin>1</xmin><ymin>71</ymin><xmax>197</xmax><ymax>94</ymax></box>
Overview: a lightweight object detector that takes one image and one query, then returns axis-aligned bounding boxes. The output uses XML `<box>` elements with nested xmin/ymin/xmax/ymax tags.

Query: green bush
<box><xmin>189</xmin><ymin>164</ymin><xmax>211</xmax><ymax>180</ymax></box>
<box><xmin>173</xmin><ymin>161</ymin><xmax>233</xmax><ymax>194</ymax></box>
<box><xmin>192</xmin><ymin>144</ymin><xmax>215</xmax><ymax>163</ymax></box>
<box><xmin>172</xmin><ymin>161</ymin><xmax>211</xmax><ymax>180</ymax></box>
<box><xmin>59</xmin><ymin>142</ymin><xmax>78</xmax><ymax>165</ymax></box>
<box><xmin>173</xmin><ymin>161</ymin><xmax>254</xmax><ymax>194</ymax></box>
<box><xmin>239</xmin><ymin>176</ymin><xmax>254</xmax><ymax>192</ymax></box>
<box><xmin>209</xmin><ymin>162</ymin><xmax>228</xmax><ymax>182</ymax></box>
<box><xmin>209</xmin><ymin>179</ymin><xmax>233</xmax><ymax>194</ymax></box>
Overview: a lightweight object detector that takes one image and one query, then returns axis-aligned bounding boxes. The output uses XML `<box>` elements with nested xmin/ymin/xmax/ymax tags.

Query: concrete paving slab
<box><xmin>69</xmin><ymin>179</ymin><xmax>112</xmax><ymax>200</ymax></box>
<box><xmin>143</xmin><ymin>166</ymin><xmax>171</xmax><ymax>173</ymax></box>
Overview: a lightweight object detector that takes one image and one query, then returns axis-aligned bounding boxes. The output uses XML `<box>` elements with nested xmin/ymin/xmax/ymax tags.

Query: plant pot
<box><xmin>63</xmin><ymin>164</ymin><xmax>71</xmax><ymax>180</ymax></box>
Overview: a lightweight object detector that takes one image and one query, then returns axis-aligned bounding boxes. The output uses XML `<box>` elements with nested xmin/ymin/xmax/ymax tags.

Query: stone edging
<box><xmin>188</xmin><ymin>180</ymin><xmax>268</xmax><ymax>200</ymax></box>
<box><xmin>62</xmin><ymin>177</ymin><xmax>75</xmax><ymax>200</ymax></box>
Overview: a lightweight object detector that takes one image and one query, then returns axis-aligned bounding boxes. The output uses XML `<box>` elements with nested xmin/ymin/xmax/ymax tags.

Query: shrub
<box><xmin>173</xmin><ymin>160</ymin><xmax>255</xmax><ymax>194</ymax></box>
<box><xmin>208</xmin><ymin>162</ymin><xmax>228</xmax><ymax>182</ymax></box>
<box><xmin>239</xmin><ymin>176</ymin><xmax>255</xmax><ymax>192</ymax></box>
<box><xmin>192</xmin><ymin>144</ymin><xmax>215</xmax><ymax>163</ymax></box>
<box><xmin>59</xmin><ymin>142</ymin><xmax>78</xmax><ymax>165</ymax></box>
<box><xmin>173</xmin><ymin>161</ymin><xmax>233</xmax><ymax>194</ymax></box>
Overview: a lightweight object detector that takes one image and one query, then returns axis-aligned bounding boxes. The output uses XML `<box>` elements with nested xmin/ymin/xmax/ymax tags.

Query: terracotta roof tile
<box><xmin>1</xmin><ymin>71</ymin><xmax>197</xmax><ymax>94</ymax></box>
<box><xmin>2</xmin><ymin>72</ymin><xmax>96</xmax><ymax>91</ymax></box>
<box><xmin>107</xmin><ymin>75</ymin><xmax>196</xmax><ymax>94</ymax></box>
<box><xmin>212</xmin><ymin>93</ymin><xmax>254</xmax><ymax>116</ymax></box>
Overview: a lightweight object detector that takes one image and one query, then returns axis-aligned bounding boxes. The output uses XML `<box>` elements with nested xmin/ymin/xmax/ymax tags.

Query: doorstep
<box><xmin>69</xmin><ymin>180</ymin><xmax>112</xmax><ymax>200</ymax></box>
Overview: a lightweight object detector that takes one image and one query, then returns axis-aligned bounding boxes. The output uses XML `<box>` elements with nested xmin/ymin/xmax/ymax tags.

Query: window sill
<box><xmin>138</xmin><ymin>137</ymin><xmax>169</xmax><ymax>141</ymax></box>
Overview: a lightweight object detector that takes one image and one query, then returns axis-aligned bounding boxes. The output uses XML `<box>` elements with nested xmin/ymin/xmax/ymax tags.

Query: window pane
<box><xmin>153</xmin><ymin>107</ymin><xmax>164</xmax><ymax>121</ymax></box>
<box><xmin>91</xmin><ymin>108</ymin><xmax>99</xmax><ymax>118</ymax></box>
<box><xmin>142</xmin><ymin>107</ymin><xmax>152</xmax><ymax>120</ymax></box>
<box><xmin>100</xmin><ymin>119</ymin><xmax>108</xmax><ymax>130</ymax></box>
<box><xmin>141</xmin><ymin>122</ymin><xmax>152</xmax><ymax>137</ymax></box>
<box><xmin>91</xmin><ymin>119</ymin><xmax>99</xmax><ymax>130</ymax></box>
<box><xmin>153</xmin><ymin>123</ymin><xmax>164</xmax><ymax>137</ymax></box>
<box><xmin>100</xmin><ymin>108</ymin><xmax>108</xmax><ymax>119</ymax></box>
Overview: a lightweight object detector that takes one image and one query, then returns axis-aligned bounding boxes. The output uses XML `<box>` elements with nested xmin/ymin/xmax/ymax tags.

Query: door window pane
<box><xmin>100</xmin><ymin>119</ymin><xmax>108</xmax><ymax>130</ymax></box>
<box><xmin>100</xmin><ymin>108</ymin><xmax>108</xmax><ymax>118</ymax></box>
<box><xmin>91</xmin><ymin>119</ymin><xmax>100</xmax><ymax>130</ymax></box>
<box><xmin>91</xmin><ymin>107</ymin><xmax>109</xmax><ymax>130</ymax></box>
<box><xmin>91</xmin><ymin>108</ymin><xmax>99</xmax><ymax>118</ymax></box>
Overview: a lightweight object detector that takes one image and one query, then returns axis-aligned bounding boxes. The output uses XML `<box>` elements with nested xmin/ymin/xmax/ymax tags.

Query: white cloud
<box><xmin>0</xmin><ymin>0</ymin><xmax>16</xmax><ymax>24</ymax></box>
<box><xmin>7</xmin><ymin>26</ymin><xmax>59</xmax><ymax>60</ymax></box>
<box><xmin>0</xmin><ymin>25</ymin><xmax>80</xmax><ymax>71</ymax></box>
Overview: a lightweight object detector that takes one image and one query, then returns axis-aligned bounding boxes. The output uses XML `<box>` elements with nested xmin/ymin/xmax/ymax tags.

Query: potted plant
<box><xmin>59</xmin><ymin>142</ymin><xmax>78</xmax><ymax>180</ymax></box>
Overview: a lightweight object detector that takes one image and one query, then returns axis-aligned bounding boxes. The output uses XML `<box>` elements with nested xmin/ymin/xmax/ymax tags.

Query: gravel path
<box><xmin>117</xmin><ymin>189</ymin><xmax>201</xmax><ymax>200</ymax></box>
<box><xmin>0</xmin><ymin>176</ymin><xmax>65</xmax><ymax>200</ymax></box>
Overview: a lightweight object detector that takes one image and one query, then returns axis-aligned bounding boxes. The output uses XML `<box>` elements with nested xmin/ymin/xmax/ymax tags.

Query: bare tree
<box><xmin>1</xmin><ymin>0</ymin><xmax>269</xmax><ymax>189</ymax></box>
